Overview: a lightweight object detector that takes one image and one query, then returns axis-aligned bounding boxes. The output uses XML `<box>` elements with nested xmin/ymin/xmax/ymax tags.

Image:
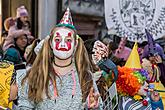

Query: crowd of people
<box><xmin>0</xmin><ymin>6</ymin><xmax>165</xmax><ymax>110</ymax></box>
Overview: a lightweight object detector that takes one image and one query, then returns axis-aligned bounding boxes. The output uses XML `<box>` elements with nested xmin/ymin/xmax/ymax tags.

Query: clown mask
<box><xmin>138</xmin><ymin>81</ymin><xmax>149</xmax><ymax>96</ymax></box>
<box><xmin>51</xmin><ymin>28</ymin><xmax>76</xmax><ymax>60</ymax></box>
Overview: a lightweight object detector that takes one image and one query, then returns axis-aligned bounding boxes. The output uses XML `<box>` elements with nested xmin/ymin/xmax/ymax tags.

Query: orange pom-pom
<box><xmin>116</xmin><ymin>66</ymin><xmax>141</xmax><ymax>96</ymax></box>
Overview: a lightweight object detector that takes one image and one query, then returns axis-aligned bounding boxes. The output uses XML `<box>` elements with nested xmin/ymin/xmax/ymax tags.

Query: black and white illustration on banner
<box><xmin>105</xmin><ymin>0</ymin><xmax>165</xmax><ymax>42</ymax></box>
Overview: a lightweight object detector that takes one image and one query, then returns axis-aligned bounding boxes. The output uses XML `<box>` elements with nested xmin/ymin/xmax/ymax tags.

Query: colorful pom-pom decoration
<box><xmin>116</xmin><ymin>66</ymin><xmax>149</xmax><ymax>96</ymax></box>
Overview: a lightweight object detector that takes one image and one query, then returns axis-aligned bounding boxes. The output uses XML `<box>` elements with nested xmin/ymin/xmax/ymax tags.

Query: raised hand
<box><xmin>154</xmin><ymin>55</ymin><xmax>162</xmax><ymax>64</ymax></box>
<box><xmin>87</xmin><ymin>87</ymin><xmax>100</xmax><ymax>109</ymax></box>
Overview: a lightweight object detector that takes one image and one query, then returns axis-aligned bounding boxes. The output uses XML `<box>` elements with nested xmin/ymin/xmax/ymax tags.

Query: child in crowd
<box><xmin>3</xmin><ymin>5</ymin><xmax>33</xmax><ymax>51</ymax></box>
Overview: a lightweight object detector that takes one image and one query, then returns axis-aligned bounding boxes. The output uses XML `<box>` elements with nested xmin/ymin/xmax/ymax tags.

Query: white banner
<box><xmin>105</xmin><ymin>0</ymin><xmax>165</xmax><ymax>42</ymax></box>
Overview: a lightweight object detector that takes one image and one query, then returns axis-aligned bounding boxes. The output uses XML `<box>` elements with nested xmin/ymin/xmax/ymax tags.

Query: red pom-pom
<box><xmin>142</xmin><ymin>100</ymin><xmax>148</xmax><ymax>106</ymax></box>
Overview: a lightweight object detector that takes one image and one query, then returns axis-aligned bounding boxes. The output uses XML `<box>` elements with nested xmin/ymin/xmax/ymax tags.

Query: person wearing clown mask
<box><xmin>141</xmin><ymin>29</ymin><xmax>165</xmax><ymax>108</ymax></box>
<box><xmin>84</xmin><ymin>39</ymin><xmax>119</xmax><ymax>109</ymax></box>
<box><xmin>117</xmin><ymin>67</ymin><xmax>151</xmax><ymax>110</ymax></box>
<box><xmin>51</xmin><ymin>27</ymin><xmax>76</xmax><ymax>62</ymax></box>
<box><xmin>117</xmin><ymin>42</ymin><xmax>152</xmax><ymax>110</ymax></box>
<box><xmin>17</xmin><ymin>8</ymin><xmax>100</xmax><ymax>110</ymax></box>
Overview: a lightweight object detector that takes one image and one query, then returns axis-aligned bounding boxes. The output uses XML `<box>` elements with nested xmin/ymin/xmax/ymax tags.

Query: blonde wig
<box><xmin>22</xmin><ymin>27</ymin><xmax>93</xmax><ymax>103</ymax></box>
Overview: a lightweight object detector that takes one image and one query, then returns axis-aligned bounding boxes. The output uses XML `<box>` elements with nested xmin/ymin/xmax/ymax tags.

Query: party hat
<box><xmin>56</xmin><ymin>8</ymin><xmax>75</xmax><ymax>29</ymax></box>
<box><xmin>125</xmin><ymin>42</ymin><xmax>141</xmax><ymax>69</ymax></box>
<box><xmin>145</xmin><ymin>29</ymin><xmax>156</xmax><ymax>56</ymax></box>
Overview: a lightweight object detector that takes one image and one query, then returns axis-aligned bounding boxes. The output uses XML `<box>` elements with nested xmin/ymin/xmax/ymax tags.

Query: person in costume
<box><xmin>84</xmin><ymin>39</ymin><xmax>104</xmax><ymax>81</ymax></box>
<box><xmin>84</xmin><ymin>39</ymin><xmax>118</xmax><ymax>85</ymax></box>
<box><xmin>114</xmin><ymin>37</ymin><xmax>131</xmax><ymax>61</ymax></box>
<box><xmin>117</xmin><ymin>42</ymin><xmax>152</xmax><ymax>110</ymax></box>
<box><xmin>91</xmin><ymin>40</ymin><xmax>118</xmax><ymax>85</ymax></box>
<box><xmin>101</xmin><ymin>37</ymin><xmax>126</xmax><ymax>66</ymax></box>
<box><xmin>150</xmin><ymin>90</ymin><xmax>164</xmax><ymax>110</ymax></box>
<box><xmin>17</xmin><ymin>8</ymin><xmax>100</xmax><ymax>110</ymax></box>
<box><xmin>92</xmin><ymin>40</ymin><xmax>119</xmax><ymax>109</ymax></box>
<box><xmin>3</xmin><ymin>5</ymin><xmax>33</xmax><ymax>51</ymax></box>
<box><xmin>142</xmin><ymin>29</ymin><xmax>165</xmax><ymax>86</ymax></box>
<box><xmin>84</xmin><ymin>39</ymin><xmax>118</xmax><ymax>109</ymax></box>
<box><xmin>141</xmin><ymin>29</ymin><xmax>165</xmax><ymax>108</ymax></box>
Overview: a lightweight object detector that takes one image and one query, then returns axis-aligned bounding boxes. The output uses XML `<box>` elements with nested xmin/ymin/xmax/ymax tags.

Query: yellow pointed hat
<box><xmin>125</xmin><ymin>42</ymin><xmax>141</xmax><ymax>69</ymax></box>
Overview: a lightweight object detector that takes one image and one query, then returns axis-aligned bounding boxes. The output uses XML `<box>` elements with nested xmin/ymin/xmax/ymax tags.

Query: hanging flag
<box><xmin>104</xmin><ymin>0</ymin><xmax>165</xmax><ymax>42</ymax></box>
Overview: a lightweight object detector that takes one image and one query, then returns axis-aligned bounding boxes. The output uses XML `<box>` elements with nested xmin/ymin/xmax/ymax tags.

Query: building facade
<box><xmin>1</xmin><ymin>0</ymin><xmax>105</xmax><ymax>40</ymax></box>
<box><xmin>61</xmin><ymin>0</ymin><xmax>105</xmax><ymax>40</ymax></box>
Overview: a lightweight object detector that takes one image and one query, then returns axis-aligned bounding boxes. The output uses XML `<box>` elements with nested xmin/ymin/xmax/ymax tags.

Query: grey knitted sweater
<box><xmin>17</xmin><ymin>68</ymin><xmax>84</xmax><ymax>110</ymax></box>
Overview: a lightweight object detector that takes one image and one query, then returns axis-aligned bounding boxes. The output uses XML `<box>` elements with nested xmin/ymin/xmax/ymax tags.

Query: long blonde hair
<box><xmin>22</xmin><ymin>27</ymin><xmax>93</xmax><ymax>103</ymax></box>
<box><xmin>75</xmin><ymin>35</ymin><xmax>93</xmax><ymax>102</ymax></box>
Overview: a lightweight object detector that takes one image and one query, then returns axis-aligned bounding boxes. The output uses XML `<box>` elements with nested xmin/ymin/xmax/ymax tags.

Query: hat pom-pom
<box><xmin>19</xmin><ymin>6</ymin><xmax>25</xmax><ymax>9</ymax></box>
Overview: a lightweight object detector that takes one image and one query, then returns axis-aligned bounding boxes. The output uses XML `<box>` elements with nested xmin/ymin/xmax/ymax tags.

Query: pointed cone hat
<box><xmin>125</xmin><ymin>42</ymin><xmax>141</xmax><ymax>69</ymax></box>
<box><xmin>145</xmin><ymin>29</ymin><xmax>156</xmax><ymax>56</ymax></box>
<box><xmin>56</xmin><ymin>8</ymin><xmax>75</xmax><ymax>29</ymax></box>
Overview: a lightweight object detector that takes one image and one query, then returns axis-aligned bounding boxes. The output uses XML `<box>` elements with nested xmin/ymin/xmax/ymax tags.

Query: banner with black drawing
<box><xmin>105</xmin><ymin>0</ymin><xmax>165</xmax><ymax>42</ymax></box>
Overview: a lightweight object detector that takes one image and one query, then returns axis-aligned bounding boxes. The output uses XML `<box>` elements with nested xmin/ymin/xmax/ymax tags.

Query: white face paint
<box><xmin>138</xmin><ymin>81</ymin><xmax>149</xmax><ymax>96</ymax></box>
<box><xmin>52</xmin><ymin>28</ymin><xmax>75</xmax><ymax>60</ymax></box>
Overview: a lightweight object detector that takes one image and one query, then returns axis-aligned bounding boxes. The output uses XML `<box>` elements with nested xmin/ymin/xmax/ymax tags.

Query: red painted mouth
<box><xmin>153</xmin><ymin>92</ymin><xmax>159</xmax><ymax>96</ymax></box>
<box><xmin>154</xmin><ymin>94</ymin><xmax>159</xmax><ymax>96</ymax></box>
<box><xmin>144</xmin><ymin>89</ymin><xmax>148</xmax><ymax>92</ymax></box>
<box><xmin>57</xmin><ymin>48</ymin><xmax>69</xmax><ymax>51</ymax></box>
